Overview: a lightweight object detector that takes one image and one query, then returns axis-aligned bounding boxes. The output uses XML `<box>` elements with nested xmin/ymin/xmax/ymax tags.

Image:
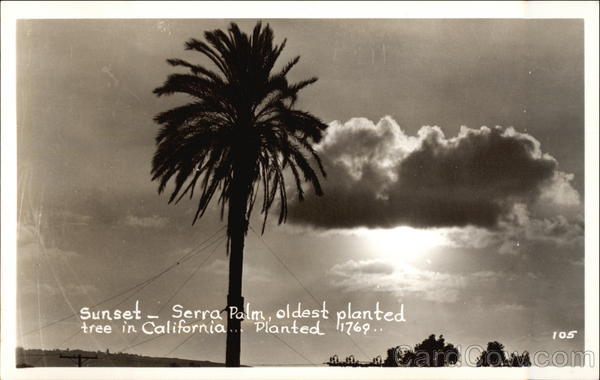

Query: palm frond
<box><xmin>152</xmin><ymin>21</ymin><xmax>327</xmax><ymax>236</ymax></box>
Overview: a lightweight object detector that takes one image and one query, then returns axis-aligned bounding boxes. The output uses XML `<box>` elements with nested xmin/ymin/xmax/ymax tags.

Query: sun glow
<box><xmin>360</xmin><ymin>226</ymin><xmax>450</xmax><ymax>259</ymax></box>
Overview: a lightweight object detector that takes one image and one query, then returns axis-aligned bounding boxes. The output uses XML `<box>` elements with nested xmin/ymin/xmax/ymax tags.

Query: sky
<box><xmin>16</xmin><ymin>19</ymin><xmax>585</xmax><ymax>366</ymax></box>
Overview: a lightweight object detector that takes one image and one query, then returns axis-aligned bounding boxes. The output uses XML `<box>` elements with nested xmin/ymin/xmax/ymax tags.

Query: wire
<box><xmin>48</xmin><ymin>230</ymin><xmax>226</xmax><ymax>356</ymax></box>
<box><xmin>164</xmin><ymin>333</ymin><xmax>195</xmax><ymax>357</ymax></box>
<box><xmin>249</xmin><ymin>225</ymin><xmax>370</xmax><ymax>360</ymax></box>
<box><xmin>161</xmin><ymin>231</ymin><xmax>315</xmax><ymax>365</ymax></box>
<box><xmin>57</xmin><ymin>328</ymin><xmax>84</xmax><ymax>348</ymax></box>
<box><xmin>113</xmin><ymin>232</ymin><xmax>225</xmax><ymax>312</ymax></box>
<box><xmin>119</xmin><ymin>238</ymin><xmax>227</xmax><ymax>354</ymax></box>
<box><xmin>110</xmin><ymin>234</ymin><xmax>226</xmax><ymax>352</ymax></box>
<box><xmin>248</xmin><ymin>225</ymin><xmax>321</xmax><ymax>306</ymax></box>
<box><xmin>159</xmin><ymin>237</ymin><xmax>227</xmax><ymax>356</ymax></box>
<box><xmin>117</xmin><ymin>312</ymin><xmax>215</xmax><ymax>353</ymax></box>
<box><xmin>156</xmin><ymin>234</ymin><xmax>226</xmax><ymax>315</ymax></box>
<box><xmin>268</xmin><ymin>333</ymin><xmax>315</xmax><ymax>365</ymax></box>
<box><xmin>22</xmin><ymin>226</ymin><xmax>226</xmax><ymax>336</ymax></box>
<box><xmin>118</xmin><ymin>331</ymin><xmax>170</xmax><ymax>353</ymax></box>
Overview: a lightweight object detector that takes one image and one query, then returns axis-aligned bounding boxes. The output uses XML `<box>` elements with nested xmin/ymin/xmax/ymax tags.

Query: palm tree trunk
<box><xmin>225</xmin><ymin>175</ymin><xmax>250</xmax><ymax>367</ymax></box>
<box><xmin>225</xmin><ymin>227</ymin><xmax>244</xmax><ymax>366</ymax></box>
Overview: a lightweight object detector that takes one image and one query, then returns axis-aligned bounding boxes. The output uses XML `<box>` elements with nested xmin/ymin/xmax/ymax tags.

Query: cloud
<box><xmin>330</xmin><ymin>259</ymin><xmax>465</xmax><ymax>303</ymax></box>
<box><xmin>444</xmin><ymin>203</ymin><xmax>584</xmax><ymax>255</ymax></box>
<box><xmin>288</xmin><ymin>117</ymin><xmax>581</xmax><ymax>229</ymax></box>
<box><xmin>331</xmin><ymin>258</ymin><xmax>396</xmax><ymax>275</ymax></box>
<box><xmin>540</xmin><ymin>172</ymin><xmax>581</xmax><ymax>206</ymax></box>
<box><xmin>330</xmin><ymin>260</ymin><xmax>547</xmax><ymax>306</ymax></box>
<box><xmin>123</xmin><ymin>214</ymin><xmax>169</xmax><ymax>228</ymax></box>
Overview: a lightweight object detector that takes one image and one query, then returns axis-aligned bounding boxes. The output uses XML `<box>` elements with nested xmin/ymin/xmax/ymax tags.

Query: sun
<box><xmin>360</xmin><ymin>226</ymin><xmax>449</xmax><ymax>260</ymax></box>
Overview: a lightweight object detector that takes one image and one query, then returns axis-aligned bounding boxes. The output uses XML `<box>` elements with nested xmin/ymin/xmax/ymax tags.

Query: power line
<box><xmin>31</xmin><ymin>199</ymin><xmax>106</xmax><ymax>354</ymax></box>
<box><xmin>142</xmin><ymin>307</ymin><xmax>315</xmax><ymax>365</ymax></box>
<box><xmin>161</xmin><ymin>237</ymin><xmax>227</xmax><ymax>357</ymax></box>
<box><xmin>161</xmin><ymin>232</ymin><xmax>318</xmax><ymax>365</ymax></box>
<box><xmin>38</xmin><ymin>228</ymin><xmax>226</xmax><ymax>356</ymax></box>
<box><xmin>22</xmin><ymin>226</ymin><xmax>226</xmax><ymax>336</ymax></box>
<box><xmin>268</xmin><ymin>333</ymin><xmax>315</xmax><ymax>365</ymax></box>
<box><xmin>57</xmin><ymin>328</ymin><xmax>84</xmax><ymax>348</ymax></box>
<box><xmin>49</xmin><ymin>229</ymin><xmax>227</xmax><ymax>355</ymax></box>
<box><xmin>119</xmin><ymin>238</ymin><xmax>227</xmax><ymax>354</ymax></box>
<box><xmin>156</xmin><ymin>235</ymin><xmax>226</xmax><ymax>315</ymax></box>
<box><xmin>53</xmin><ymin>232</ymin><xmax>216</xmax><ymax>350</ymax></box>
<box><xmin>248</xmin><ymin>225</ymin><xmax>321</xmax><ymax>306</ymax></box>
<box><xmin>118</xmin><ymin>331</ymin><xmax>170</xmax><ymax>353</ymax></box>
<box><xmin>164</xmin><ymin>333</ymin><xmax>195</xmax><ymax>357</ymax></box>
<box><xmin>107</xmin><ymin>234</ymin><xmax>227</xmax><ymax>351</ymax></box>
<box><xmin>162</xmin><ymin>236</ymin><xmax>230</xmax><ymax>356</ymax></box>
<box><xmin>119</xmin><ymin>236</ymin><xmax>310</xmax><ymax>365</ymax></box>
<box><xmin>249</xmin><ymin>225</ymin><xmax>370</xmax><ymax>360</ymax></box>
<box><xmin>113</xmin><ymin>232</ymin><xmax>225</xmax><ymax>312</ymax></box>
<box><xmin>117</xmin><ymin>312</ymin><xmax>214</xmax><ymax>353</ymax></box>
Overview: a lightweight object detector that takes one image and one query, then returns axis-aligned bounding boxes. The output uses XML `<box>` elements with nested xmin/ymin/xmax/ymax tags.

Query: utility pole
<box><xmin>59</xmin><ymin>353</ymin><xmax>98</xmax><ymax>367</ymax></box>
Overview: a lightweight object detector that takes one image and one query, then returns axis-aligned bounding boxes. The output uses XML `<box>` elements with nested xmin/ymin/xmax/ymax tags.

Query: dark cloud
<box><xmin>289</xmin><ymin>117</ymin><xmax>580</xmax><ymax>229</ymax></box>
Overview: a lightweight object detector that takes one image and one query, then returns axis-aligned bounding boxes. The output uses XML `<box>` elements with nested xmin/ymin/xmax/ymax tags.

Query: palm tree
<box><xmin>151</xmin><ymin>22</ymin><xmax>327</xmax><ymax>367</ymax></box>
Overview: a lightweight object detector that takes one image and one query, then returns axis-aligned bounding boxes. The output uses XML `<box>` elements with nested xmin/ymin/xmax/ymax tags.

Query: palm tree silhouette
<box><xmin>151</xmin><ymin>22</ymin><xmax>327</xmax><ymax>367</ymax></box>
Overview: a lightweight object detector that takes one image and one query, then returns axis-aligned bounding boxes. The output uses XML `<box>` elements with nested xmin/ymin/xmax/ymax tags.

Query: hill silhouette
<box><xmin>17</xmin><ymin>347</ymin><xmax>225</xmax><ymax>367</ymax></box>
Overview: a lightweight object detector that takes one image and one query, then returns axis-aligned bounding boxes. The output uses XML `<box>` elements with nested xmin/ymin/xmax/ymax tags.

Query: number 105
<box><xmin>552</xmin><ymin>330</ymin><xmax>578</xmax><ymax>339</ymax></box>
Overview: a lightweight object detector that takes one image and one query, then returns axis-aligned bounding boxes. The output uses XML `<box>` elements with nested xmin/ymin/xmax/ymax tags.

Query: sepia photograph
<box><xmin>2</xmin><ymin>2</ymin><xmax>599</xmax><ymax>379</ymax></box>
